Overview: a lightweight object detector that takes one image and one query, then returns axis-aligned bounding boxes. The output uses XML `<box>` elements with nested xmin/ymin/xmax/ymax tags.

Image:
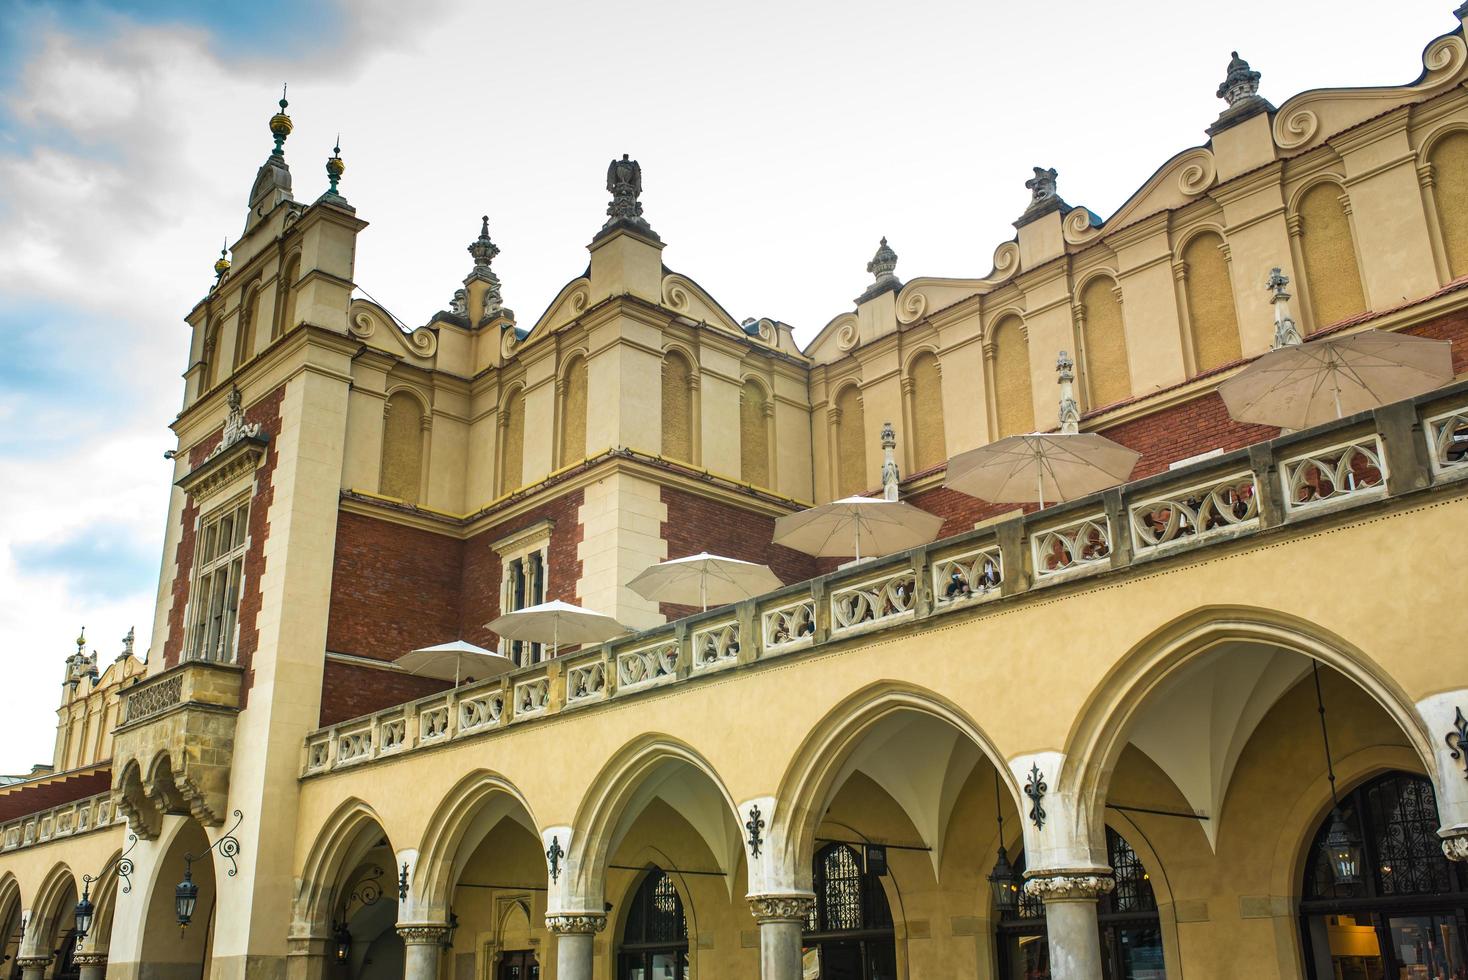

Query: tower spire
<box><xmin>245</xmin><ymin>85</ymin><xmax>296</xmax><ymax>232</ymax></box>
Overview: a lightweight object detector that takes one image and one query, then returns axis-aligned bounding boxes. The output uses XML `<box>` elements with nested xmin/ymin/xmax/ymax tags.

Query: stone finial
<box><xmin>599</xmin><ymin>154</ymin><xmax>659</xmax><ymax>241</ymax></box>
<box><xmin>469</xmin><ymin>215</ymin><xmax>500</xmax><ymax>269</ymax></box>
<box><xmin>65</xmin><ymin>628</ymin><xmax>97</xmax><ymax>689</ymax></box>
<box><xmin>466</xmin><ymin>216</ymin><xmax>508</xmax><ymax>321</ymax></box>
<box><xmin>1266</xmin><ymin>267</ymin><xmax>1304</xmax><ymax>347</ymax></box>
<box><xmin>1208</xmin><ymin>52</ymin><xmax>1273</xmax><ymax>134</ymax></box>
<box><xmin>857</xmin><ymin>238</ymin><xmax>903</xmax><ymax>303</ymax></box>
<box><xmin>323</xmin><ymin>137</ymin><xmax>345</xmax><ymax>199</ymax></box>
<box><xmin>1457</xmin><ymin>1</ymin><xmax>1468</xmax><ymax>22</ymax></box>
<box><xmin>1016</xmin><ymin>167</ymin><xmax>1070</xmax><ymax>227</ymax></box>
<box><xmin>269</xmin><ymin>84</ymin><xmax>293</xmax><ymax>158</ymax></box>
<box><xmin>880</xmin><ymin>421</ymin><xmax>900</xmax><ymax>501</ymax></box>
<box><xmin>1057</xmin><ymin>351</ymin><xmax>1081</xmax><ymax>434</ymax></box>
<box><xmin>121</xmin><ymin>626</ymin><xmax>135</xmax><ymax>661</ymax></box>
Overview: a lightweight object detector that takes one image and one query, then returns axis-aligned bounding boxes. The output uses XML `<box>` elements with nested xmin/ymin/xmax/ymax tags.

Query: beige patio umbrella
<box><xmin>395</xmin><ymin>640</ymin><xmax>515</xmax><ymax>687</ymax></box>
<box><xmin>772</xmin><ymin>496</ymin><xmax>943</xmax><ymax>561</ymax></box>
<box><xmin>627</xmin><ymin>552</ymin><xmax>784</xmax><ymax>612</ymax></box>
<box><xmin>486</xmin><ymin>600</ymin><xmax>628</xmax><ymax>659</ymax></box>
<box><xmin>945</xmin><ymin>352</ymin><xmax>1141</xmax><ymax>508</ymax></box>
<box><xmin>1219</xmin><ymin>329</ymin><xmax>1453</xmax><ymax>429</ymax></box>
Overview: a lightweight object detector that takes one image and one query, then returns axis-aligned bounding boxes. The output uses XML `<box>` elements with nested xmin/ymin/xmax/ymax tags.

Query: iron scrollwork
<box><xmin>1024</xmin><ymin>764</ymin><xmax>1048</xmax><ymax>830</ymax></box>
<box><xmin>1447</xmin><ymin>707</ymin><xmax>1468</xmax><ymax>779</ymax></box>
<box><xmin>546</xmin><ymin>836</ymin><xmax>565</xmax><ymax>883</ymax></box>
<box><xmin>398</xmin><ymin>862</ymin><xmax>410</xmax><ymax>901</ymax></box>
<box><xmin>745</xmin><ymin>806</ymin><xmax>765</xmax><ymax>859</ymax></box>
<box><xmin>186</xmin><ymin>809</ymin><xmax>244</xmax><ymax>878</ymax></box>
<box><xmin>82</xmin><ymin>832</ymin><xmax>139</xmax><ymax>895</ymax></box>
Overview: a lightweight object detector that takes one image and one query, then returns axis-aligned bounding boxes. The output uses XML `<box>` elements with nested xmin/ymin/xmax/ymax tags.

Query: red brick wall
<box><xmin>325</xmin><ymin>512</ymin><xmax>465</xmax><ymax>662</ymax></box>
<box><xmin>318</xmin><ymin>659</ymin><xmax>447</xmax><ymax>727</ymax></box>
<box><xmin>1404</xmin><ymin>307</ymin><xmax>1468</xmax><ymax>374</ymax></box>
<box><xmin>658</xmin><ymin>487</ymin><xmax>822</xmax><ymax>620</ymax></box>
<box><xmin>163</xmin><ymin>386</ymin><xmax>285</xmax><ymax>711</ymax></box>
<box><xmin>460</xmin><ymin>491</ymin><xmax>585</xmax><ymax>650</ymax></box>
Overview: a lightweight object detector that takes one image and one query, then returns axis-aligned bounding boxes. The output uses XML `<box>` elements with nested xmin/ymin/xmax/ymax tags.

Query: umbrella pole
<box><xmin>553</xmin><ymin>619</ymin><xmax>558</xmax><ymax>661</ymax></box>
<box><xmin>854</xmin><ymin>524</ymin><xmax>862</xmax><ymax>563</ymax></box>
<box><xmin>455</xmin><ymin>654</ymin><xmax>461</xmax><ymax>688</ymax></box>
<box><xmin>1333</xmin><ymin>385</ymin><xmax>1343</xmax><ymax>420</ymax></box>
<box><xmin>1037</xmin><ymin>470</ymin><xmax>1045</xmax><ymax>510</ymax></box>
<box><xmin>701</xmin><ymin>572</ymin><xmax>707</xmax><ymax>613</ymax></box>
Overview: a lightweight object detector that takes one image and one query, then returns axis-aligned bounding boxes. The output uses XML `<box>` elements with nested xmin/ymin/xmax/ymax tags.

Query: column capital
<box><xmin>396</xmin><ymin>923</ymin><xmax>449</xmax><ymax>945</ymax></box>
<box><xmin>1441</xmin><ymin>828</ymin><xmax>1468</xmax><ymax>862</ymax></box>
<box><xmin>747</xmin><ymin>894</ymin><xmax>815</xmax><ymax>923</ymax></box>
<box><xmin>71</xmin><ymin>953</ymin><xmax>108</xmax><ymax>967</ymax></box>
<box><xmin>1023</xmin><ymin>869</ymin><xmax>1115</xmax><ymax>901</ymax></box>
<box><xmin>546</xmin><ymin>912</ymin><xmax>607</xmax><ymax>935</ymax></box>
<box><xmin>14</xmin><ymin>957</ymin><xmax>52</xmax><ymax>969</ymax></box>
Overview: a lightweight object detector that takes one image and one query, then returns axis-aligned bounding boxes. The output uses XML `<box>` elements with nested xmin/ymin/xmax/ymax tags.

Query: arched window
<box><xmin>559</xmin><ymin>356</ymin><xmax>588</xmax><ymax>467</ymax></box>
<box><xmin>804</xmin><ymin>843</ymin><xmax>896</xmax><ymax>979</ymax></box>
<box><xmin>380</xmin><ymin>391</ymin><xmax>425</xmax><ymax>505</ymax></box>
<box><xmin>998</xmin><ymin>828</ymin><xmax>1164</xmax><ymax>980</ymax></box>
<box><xmin>661</xmin><ymin>351</ymin><xmax>695</xmax><ymax>463</ymax></box>
<box><xmin>907</xmin><ymin>352</ymin><xmax>946</xmax><ymax>472</ymax></box>
<box><xmin>233</xmin><ymin>283</ymin><xmax>260</xmax><ymax>371</ymax></box>
<box><xmin>1077</xmin><ymin>277</ymin><xmax>1131</xmax><ymax>409</ymax></box>
<box><xmin>991</xmin><ymin>316</ymin><xmax>1034</xmax><ymax>438</ymax></box>
<box><xmin>1296</xmin><ymin>182</ymin><xmax>1367</xmax><ymax>331</ymax></box>
<box><xmin>1300</xmin><ymin>771</ymin><xmax>1467</xmax><ymax>979</ymax></box>
<box><xmin>499</xmin><ymin>387</ymin><xmax>526</xmax><ymax>496</ymax></box>
<box><xmin>1181</xmin><ymin>232</ymin><xmax>1242</xmax><ymax>373</ymax></box>
<box><xmin>740</xmin><ymin>379</ymin><xmax>771</xmax><ymax>488</ymax></box>
<box><xmin>275</xmin><ymin>254</ymin><xmax>301</xmax><ymax>340</ymax></box>
<box><xmin>617</xmin><ymin>868</ymin><xmax>688</xmax><ymax>980</ymax></box>
<box><xmin>1429</xmin><ymin>132</ymin><xmax>1468</xmax><ymax>278</ymax></box>
<box><xmin>835</xmin><ymin>385</ymin><xmax>867</xmax><ymax>498</ymax></box>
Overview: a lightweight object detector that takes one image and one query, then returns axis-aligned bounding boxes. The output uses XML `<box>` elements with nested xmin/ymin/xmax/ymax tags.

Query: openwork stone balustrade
<box><xmin>302</xmin><ymin>386</ymin><xmax>1468</xmax><ymax>778</ymax></box>
<box><xmin>0</xmin><ymin>792</ymin><xmax>119</xmax><ymax>854</ymax></box>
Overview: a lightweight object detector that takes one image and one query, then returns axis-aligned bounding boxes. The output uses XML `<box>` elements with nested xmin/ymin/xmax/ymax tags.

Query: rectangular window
<box><xmin>186</xmin><ymin>497</ymin><xmax>250</xmax><ymax>662</ymax></box>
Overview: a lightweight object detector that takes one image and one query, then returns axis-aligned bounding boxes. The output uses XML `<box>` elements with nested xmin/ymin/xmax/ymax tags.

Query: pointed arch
<box><xmin>1076</xmin><ymin>274</ymin><xmax>1131</xmax><ymax>408</ymax></box>
<box><xmin>559</xmin><ymin>353</ymin><xmax>589</xmax><ymax>467</ymax></box>
<box><xmin>24</xmin><ymin>862</ymin><xmax>77</xmax><ymax>957</ymax></box>
<box><xmin>294</xmin><ymin>798</ymin><xmax>396</xmax><ymax>935</ymax></box>
<box><xmin>414</xmin><ymin>770</ymin><xmax>539</xmax><ymax>918</ymax></box>
<box><xmin>380</xmin><ymin>388</ymin><xmax>427</xmax><ymax>505</ymax></box>
<box><xmin>661</xmin><ymin>350</ymin><xmax>696</xmax><ymax>463</ymax></box>
<box><xmin>773</xmin><ymin>681</ymin><xmax>1021</xmax><ymax>891</ymax></box>
<box><xmin>1293</xmin><ymin>180</ymin><xmax>1368</xmax><ymax>331</ymax></box>
<box><xmin>567</xmin><ymin>735</ymin><xmax>743</xmax><ymax>908</ymax></box>
<box><xmin>990</xmin><ymin>315</ymin><xmax>1034</xmax><ymax>438</ymax></box>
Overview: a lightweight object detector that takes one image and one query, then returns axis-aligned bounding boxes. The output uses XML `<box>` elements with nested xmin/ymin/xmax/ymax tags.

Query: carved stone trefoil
<box><xmin>1208</xmin><ymin>51</ymin><xmax>1274</xmax><ymax>135</ymax></box>
<box><xmin>598</xmin><ymin>154</ymin><xmax>660</xmax><ymax>242</ymax></box>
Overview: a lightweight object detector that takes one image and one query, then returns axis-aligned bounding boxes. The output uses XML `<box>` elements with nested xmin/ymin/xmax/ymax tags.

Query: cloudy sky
<box><xmin>0</xmin><ymin>0</ymin><xmax>1456</xmax><ymax>772</ymax></box>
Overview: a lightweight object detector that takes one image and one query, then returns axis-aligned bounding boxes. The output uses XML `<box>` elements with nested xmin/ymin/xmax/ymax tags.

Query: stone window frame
<box><xmin>184</xmin><ymin>492</ymin><xmax>252</xmax><ymax>663</ymax></box>
<box><xmin>492</xmin><ymin>519</ymin><xmax>554</xmax><ymax>666</ymax></box>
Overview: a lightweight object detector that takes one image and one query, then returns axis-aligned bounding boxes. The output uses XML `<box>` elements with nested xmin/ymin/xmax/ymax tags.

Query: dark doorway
<box><xmin>496</xmin><ymin>949</ymin><xmax>539</xmax><ymax>980</ymax></box>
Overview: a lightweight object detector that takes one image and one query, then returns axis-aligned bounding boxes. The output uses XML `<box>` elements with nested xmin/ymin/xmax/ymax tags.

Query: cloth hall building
<box><xmin>8</xmin><ymin>11</ymin><xmax>1468</xmax><ymax>980</ymax></box>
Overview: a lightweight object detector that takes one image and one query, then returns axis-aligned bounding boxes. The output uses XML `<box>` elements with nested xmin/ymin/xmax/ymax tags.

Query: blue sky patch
<box><xmin>12</xmin><ymin>522</ymin><xmax>157</xmax><ymax>603</ymax></box>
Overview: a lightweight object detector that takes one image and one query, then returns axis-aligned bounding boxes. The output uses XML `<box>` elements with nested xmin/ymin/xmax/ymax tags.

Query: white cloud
<box><xmin>0</xmin><ymin>0</ymin><xmax>1456</xmax><ymax>769</ymax></box>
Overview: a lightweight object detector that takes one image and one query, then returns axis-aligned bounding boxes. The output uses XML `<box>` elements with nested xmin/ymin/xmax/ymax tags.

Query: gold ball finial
<box><xmin>214</xmin><ymin>239</ymin><xmax>231</xmax><ymax>281</ymax></box>
<box><xmin>269</xmin><ymin>83</ymin><xmax>293</xmax><ymax>155</ymax></box>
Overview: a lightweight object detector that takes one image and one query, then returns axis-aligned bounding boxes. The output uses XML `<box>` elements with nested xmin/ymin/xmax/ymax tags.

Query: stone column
<box><xmin>398</xmin><ymin>924</ymin><xmax>448</xmax><ymax>980</ymax></box>
<box><xmin>1026</xmin><ymin>871</ymin><xmax>1114</xmax><ymax>980</ymax></box>
<box><xmin>748</xmin><ymin>895</ymin><xmax>815</xmax><ymax>980</ymax></box>
<box><xmin>72</xmin><ymin>952</ymin><xmax>107</xmax><ymax>980</ymax></box>
<box><xmin>14</xmin><ymin>957</ymin><xmax>50</xmax><ymax>980</ymax></box>
<box><xmin>546</xmin><ymin>913</ymin><xmax>606</xmax><ymax>980</ymax></box>
<box><xmin>286</xmin><ymin>935</ymin><xmax>331</xmax><ymax>980</ymax></box>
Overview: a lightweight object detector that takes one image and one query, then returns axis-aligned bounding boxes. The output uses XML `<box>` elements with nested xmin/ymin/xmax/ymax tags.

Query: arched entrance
<box><xmin>1299</xmin><ymin>771</ymin><xmax>1468</xmax><ymax>979</ymax></box>
<box><xmin>295</xmin><ymin>802</ymin><xmax>403</xmax><ymax>980</ymax></box>
<box><xmin>616</xmin><ymin>867</ymin><xmax>688</xmax><ymax>979</ymax></box>
<box><xmin>803</xmin><ymin>842</ymin><xmax>896</xmax><ymax>979</ymax></box>
<box><xmin>996</xmin><ymin>828</ymin><xmax>1164</xmax><ymax>980</ymax></box>
<box><xmin>139</xmin><ymin>820</ymin><xmax>216</xmax><ymax>978</ymax></box>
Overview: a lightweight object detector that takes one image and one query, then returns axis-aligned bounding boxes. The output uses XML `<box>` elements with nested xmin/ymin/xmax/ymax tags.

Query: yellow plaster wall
<box><xmin>379</xmin><ymin>391</ymin><xmax>424</xmax><ymax>505</ymax></box>
<box><xmin>1078</xmin><ymin>278</ymin><xmax>1131</xmax><ymax>409</ymax></box>
<box><xmin>990</xmin><ymin>317</ymin><xmax>1034</xmax><ymax>438</ymax></box>
<box><xmin>1183</xmin><ymin>232</ymin><xmax>1244</xmax><ymax>373</ymax></box>
<box><xmin>1297</xmin><ymin>182</ymin><xmax>1368</xmax><ymax>331</ymax></box>
<box><xmin>560</xmin><ymin>356</ymin><xmax>589</xmax><ymax>467</ymax></box>
<box><xmin>1430</xmin><ymin>131</ymin><xmax>1468</xmax><ymax>278</ymax></box>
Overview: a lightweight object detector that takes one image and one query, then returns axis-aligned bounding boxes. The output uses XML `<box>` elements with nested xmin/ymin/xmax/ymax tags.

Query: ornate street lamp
<box><xmin>75</xmin><ymin>834</ymin><xmax>138</xmax><ymax>942</ymax></box>
<box><xmin>175</xmin><ymin>810</ymin><xmax>244</xmax><ymax>933</ymax></box>
<box><xmin>330</xmin><ymin>864</ymin><xmax>385</xmax><ymax>967</ymax></box>
<box><xmin>333</xmin><ymin>922</ymin><xmax>353</xmax><ymax>964</ymax></box>
<box><xmin>440</xmin><ymin>911</ymin><xmax>459</xmax><ymax>951</ymax></box>
<box><xmin>987</xmin><ymin>770</ymin><xmax>1019</xmax><ymax>913</ymax></box>
<box><xmin>1312</xmin><ymin>663</ymin><xmax>1362</xmax><ymax>888</ymax></box>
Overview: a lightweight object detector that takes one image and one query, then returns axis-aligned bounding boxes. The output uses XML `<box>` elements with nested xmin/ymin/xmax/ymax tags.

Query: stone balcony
<box><xmin>111</xmin><ymin>659</ymin><xmax>243</xmax><ymax>839</ymax></box>
<box><xmin>300</xmin><ymin>381</ymin><xmax>1468</xmax><ymax>779</ymax></box>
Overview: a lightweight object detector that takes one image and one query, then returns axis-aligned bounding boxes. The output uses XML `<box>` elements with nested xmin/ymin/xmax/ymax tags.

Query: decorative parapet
<box><xmin>299</xmin><ymin>388</ymin><xmax>1468</xmax><ymax>780</ymax></box>
<box><xmin>1128</xmin><ymin>472</ymin><xmax>1259</xmax><ymax>555</ymax></box>
<box><xmin>0</xmin><ymin>792</ymin><xmax>119</xmax><ymax>854</ymax></box>
<box><xmin>1032</xmin><ymin>511</ymin><xmax>1112</xmax><ymax>581</ymax></box>
<box><xmin>1279</xmin><ymin>436</ymin><xmax>1387</xmax><ymax>514</ymax></box>
<box><xmin>829</xmin><ymin>566</ymin><xmax>917</xmax><ymax>637</ymax></box>
<box><xmin>111</xmin><ymin>660</ymin><xmax>242</xmax><ymax>839</ymax></box>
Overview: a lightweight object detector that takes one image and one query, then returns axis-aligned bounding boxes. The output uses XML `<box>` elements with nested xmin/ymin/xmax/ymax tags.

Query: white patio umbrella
<box><xmin>627</xmin><ymin>552</ymin><xmax>784</xmax><ymax>612</ymax></box>
<box><xmin>772</xmin><ymin>496</ymin><xmax>943</xmax><ymax>561</ymax></box>
<box><xmin>1218</xmin><ymin>329</ymin><xmax>1453</xmax><ymax>429</ymax></box>
<box><xmin>395</xmin><ymin>640</ymin><xmax>515</xmax><ymax>687</ymax></box>
<box><xmin>945</xmin><ymin>351</ymin><xmax>1141</xmax><ymax>508</ymax></box>
<box><xmin>486</xmin><ymin>600</ymin><xmax>628</xmax><ymax>658</ymax></box>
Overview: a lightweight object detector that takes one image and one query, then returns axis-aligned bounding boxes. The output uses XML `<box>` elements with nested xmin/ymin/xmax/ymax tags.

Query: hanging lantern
<box><xmin>1321</xmin><ymin>809</ymin><xmax>1363</xmax><ymax>887</ymax></box>
<box><xmin>175</xmin><ymin>865</ymin><xmax>199</xmax><ymax>932</ymax></box>
<box><xmin>440</xmin><ymin>911</ymin><xmax>459</xmax><ymax>950</ymax></box>
<box><xmin>333</xmin><ymin>922</ymin><xmax>353</xmax><ymax>963</ymax></box>
<box><xmin>988</xmin><ymin>843</ymin><xmax>1019</xmax><ymax>913</ymax></box>
<box><xmin>73</xmin><ymin>887</ymin><xmax>95</xmax><ymax>941</ymax></box>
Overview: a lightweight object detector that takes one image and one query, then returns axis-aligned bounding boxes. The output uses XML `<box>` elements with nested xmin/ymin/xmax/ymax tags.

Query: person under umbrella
<box><xmin>1218</xmin><ymin>269</ymin><xmax>1453</xmax><ymax>430</ymax></box>
<box><xmin>627</xmin><ymin>552</ymin><xmax>783</xmax><ymax>612</ymax></box>
<box><xmin>945</xmin><ymin>352</ymin><xmax>1141</xmax><ymax>509</ymax></box>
